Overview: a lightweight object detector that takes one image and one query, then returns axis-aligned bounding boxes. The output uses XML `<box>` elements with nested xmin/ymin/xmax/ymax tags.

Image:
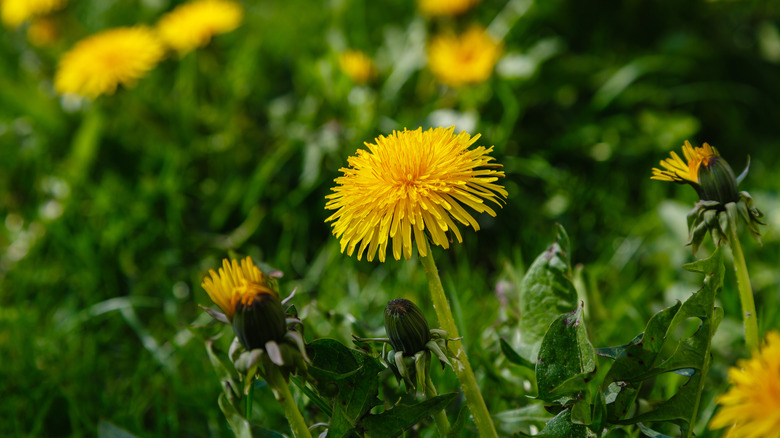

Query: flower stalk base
<box><xmin>266</xmin><ymin>365</ymin><xmax>312</xmax><ymax>438</ymax></box>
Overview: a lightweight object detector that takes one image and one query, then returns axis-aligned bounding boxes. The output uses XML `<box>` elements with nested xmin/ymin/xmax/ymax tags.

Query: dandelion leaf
<box><xmin>516</xmin><ymin>224</ymin><xmax>579</xmax><ymax>362</ymax></box>
<box><xmin>597</xmin><ymin>248</ymin><xmax>724</xmax><ymax>438</ymax></box>
<box><xmin>307</xmin><ymin>339</ymin><xmax>383</xmax><ymax>438</ymax></box>
<box><xmin>359</xmin><ymin>393</ymin><xmax>457</xmax><ymax>438</ymax></box>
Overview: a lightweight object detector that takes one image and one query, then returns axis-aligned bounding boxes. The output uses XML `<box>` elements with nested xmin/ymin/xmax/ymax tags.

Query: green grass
<box><xmin>2</xmin><ymin>0</ymin><xmax>780</xmax><ymax>436</ymax></box>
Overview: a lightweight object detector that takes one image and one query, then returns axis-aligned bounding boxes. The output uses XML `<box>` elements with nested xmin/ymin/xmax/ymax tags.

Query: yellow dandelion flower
<box><xmin>428</xmin><ymin>26</ymin><xmax>502</xmax><ymax>87</ymax></box>
<box><xmin>201</xmin><ymin>256</ymin><xmax>278</xmax><ymax>321</ymax></box>
<box><xmin>54</xmin><ymin>27</ymin><xmax>164</xmax><ymax>98</ymax></box>
<box><xmin>325</xmin><ymin>126</ymin><xmax>507</xmax><ymax>262</ymax></box>
<box><xmin>651</xmin><ymin>140</ymin><xmax>720</xmax><ymax>184</ymax></box>
<box><xmin>26</xmin><ymin>17</ymin><xmax>59</xmax><ymax>47</ymax></box>
<box><xmin>418</xmin><ymin>0</ymin><xmax>481</xmax><ymax>16</ymax></box>
<box><xmin>339</xmin><ymin>49</ymin><xmax>377</xmax><ymax>84</ymax></box>
<box><xmin>156</xmin><ymin>0</ymin><xmax>243</xmax><ymax>55</ymax></box>
<box><xmin>709</xmin><ymin>331</ymin><xmax>780</xmax><ymax>438</ymax></box>
<box><xmin>1</xmin><ymin>0</ymin><xmax>66</xmax><ymax>29</ymax></box>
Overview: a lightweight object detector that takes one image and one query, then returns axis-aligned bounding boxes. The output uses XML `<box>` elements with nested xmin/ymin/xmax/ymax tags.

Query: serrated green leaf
<box><xmin>517</xmin><ymin>225</ymin><xmax>579</xmax><ymax>362</ymax></box>
<box><xmin>307</xmin><ymin>339</ymin><xmax>383</xmax><ymax>438</ymax></box>
<box><xmin>602</xmin><ymin>248</ymin><xmax>724</xmax><ymax>437</ymax></box>
<box><xmin>360</xmin><ymin>393</ymin><xmax>457</xmax><ymax>438</ymax></box>
<box><xmin>536</xmin><ymin>304</ymin><xmax>596</xmax><ymax>402</ymax></box>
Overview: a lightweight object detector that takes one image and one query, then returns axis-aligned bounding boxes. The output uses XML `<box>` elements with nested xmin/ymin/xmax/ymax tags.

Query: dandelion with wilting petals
<box><xmin>55</xmin><ymin>27</ymin><xmax>164</xmax><ymax>98</ymax></box>
<box><xmin>418</xmin><ymin>0</ymin><xmax>480</xmax><ymax>16</ymax></box>
<box><xmin>325</xmin><ymin>127</ymin><xmax>507</xmax><ymax>262</ymax></box>
<box><xmin>156</xmin><ymin>0</ymin><xmax>243</xmax><ymax>55</ymax></box>
<box><xmin>1</xmin><ymin>0</ymin><xmax>65</xmax><ymax>29</ymax></box>
<box><xmin>709</xmin><ymin>331</ymin><xmax>780</xmax><ymax>438</ymax></box>
<box><xmin>428</xmin><ymin>26</ymin><xmax>501</xmax><ymax>87</ymax></box>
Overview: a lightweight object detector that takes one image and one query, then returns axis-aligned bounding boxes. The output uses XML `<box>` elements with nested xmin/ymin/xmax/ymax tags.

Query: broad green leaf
<box><xmin>536</xmin><ymin>304</ymin><xmax>596</xmax><ymax>402</ymax></box>
<box><xmin>600</xmin><ymin>248</ymin><xmax>724</xmax><ymax>437</ymax></box>
<box><xmin>516</xmin><ymin>225</ymin><xmax>579</xmax><ymax>362</ymax></box>
<box><xmin>307</xmin><ymin>339</ymin><xmax>383</xmax><ymax>438</ymax></box>
<box><xmin>360</xmin><ymin>393</ymin><xmax>457</xmax><ymax>438</ymax></box>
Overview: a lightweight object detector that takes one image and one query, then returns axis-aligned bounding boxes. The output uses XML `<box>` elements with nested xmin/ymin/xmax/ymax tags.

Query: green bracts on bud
<box><xmin>384</xmin><ymin>299</ymin><xmax>432</xmax><ymax>356</ymax></box>
<box><xmin>232</xmin><ymin>292</ymin><xmax>287</xmax><ymax>351</ymax></box>
<box><xmin>697</xmin><ymin>156</ymin><xmax>739</xmax><ymax>204</ymax></box>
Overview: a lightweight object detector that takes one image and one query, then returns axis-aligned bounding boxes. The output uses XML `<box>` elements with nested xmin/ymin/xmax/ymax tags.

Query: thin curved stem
<box><xmin>726</xmin><ymin>203</ymin><xmax>759</xmax><ymax>352</ymax></box>
<box><xmin>266</xmin><ymin>366</ymin><xmax>313</xmax><ymax>438</ymax></box>
<box><xmin>424</xmin><ymin>373</ymin><xmax>451</xmax><ymax>435</ymax></box>
<box><xmin>419</xmin><ymin>239</ymin><xmax>498</xmax><ymax>438</ymax></box>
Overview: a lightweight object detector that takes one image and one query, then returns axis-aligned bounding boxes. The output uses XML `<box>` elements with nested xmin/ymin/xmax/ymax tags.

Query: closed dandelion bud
<box><xmin>697</xmin><ymin>155</ymin><xmax>739</xmax><ymax>204</ymax></box>
<box><xmin>231</xmin><ymin>283</ymin><xmax>287</xmax><ymax>351</ymax></box>
<box><xmin>384</xmin><ymin>299</ymin><xmax>431</xmax><ymax>356</ymax></box>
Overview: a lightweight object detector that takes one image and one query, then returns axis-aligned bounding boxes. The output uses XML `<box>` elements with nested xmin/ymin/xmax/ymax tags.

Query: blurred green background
<box><xmin>1</xmin><ymin>0</ymin><xmax>779</xmax><ymax>436</ymax></box>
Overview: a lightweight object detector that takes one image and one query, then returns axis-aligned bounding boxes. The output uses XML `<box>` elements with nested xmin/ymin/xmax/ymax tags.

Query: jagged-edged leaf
<box><xmin>516</xmin><ymin>224</ymin><xmax>579</xmax><ymax>362</ymax></box>
<box><xmin>534</xmin><ymin>407</ymin><xmax>589</xmax><ymax>438</ymax></box>
<box><xmin>536</xmin><ymin>304</ymin><xmax>596</xmax><ymax>402</ymax></box>
<box><xmin>360</xmin><ymin>393</ymin><xmax>457</xmax><ymax>438</ymax></box>
<box><xmin>307</xmin><ymin>339</ymin><xmax>383</xmax><ymax>438</ymax></box>
<box><xmin>600</xmin><ymin>248</ymin><xmax>724</xmax><ymax>438</ymax></box>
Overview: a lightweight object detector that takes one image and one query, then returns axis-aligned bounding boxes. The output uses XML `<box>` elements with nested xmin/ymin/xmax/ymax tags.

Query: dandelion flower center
<box><xmin>325</xmin><ymin>127</ymin><xmax>507</xmax><ymax>262</ymax></box>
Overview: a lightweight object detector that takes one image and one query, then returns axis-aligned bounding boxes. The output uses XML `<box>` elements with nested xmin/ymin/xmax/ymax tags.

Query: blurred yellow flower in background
<box><xmin>201</xmin><ymin>257</ymin><xmax>277</xmax><ymax>321</ymax></box>
<box><xmin>325</xmin><ymin>127</ymin><xmax>507</xmax><ymax>262</ymax></box>
<box><xmin>709</xmin><ymin>331</ymin><xmax>780</xmax><ymax>438</ymax></box>
<box><xmin>26</xmin><ymin>17</ymin><xmax>59</xmax><ymax>47</ymax></box>
<box><xmin>428</xmin><ymin>26</ymin><xmax>501</xmax><ymax>87</ymax></box>
<box><xmin>418</xmin><ymin>0</ymin><xmax>480</xmax><ymax>16</ymax></box>
<box><xmin>1</xmin><ymin>0</ymin><xmax>66</xmax><ymax>29</ymax></box>
<box><xmin>54</xmin><ymin>27</ymin><xmax>165</xmax><ymax>98</ymax></box>
<box><xmin>156</xmin><ymin>0</ymin><xmax>243</xmax><ymax>55</ymax></box>
<box><xmin>339</xmin><ymin>49</ymin><xmax>377</xmax><ymax>84</ymax></box>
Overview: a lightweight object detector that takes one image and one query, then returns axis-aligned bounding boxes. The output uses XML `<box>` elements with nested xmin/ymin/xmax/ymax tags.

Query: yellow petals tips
<box><xmin>427</xmin><ymin>26</ymin><xmax>502</xmax><ymax>87</ymax></box>
<box><xmin>651</xmin><ymin>140</ymin><xmax>719</xmax><ymax>184</ymax></box>
<box><xmin>201</xmin><ymin>257</ymin><xmax>277</xmax><ymax>321</ymax></box>
<box><xmin>156</xmin><ymin>0</ymin><xmax>243</xmax><ymax>55</ymax></box>
<box><xmin>709</xmin><ymin>331</ymin><xmax>780</xmax><ymax>438</ymax></box>
<box><xmin>54</xmin><ymin>27</ymin><xmax>165</xmax><ymax>98</ymax></box>
<box><xmin>325</xmin><ymin>127</ymin><xmax>507</xmax><ymax>262</ymax></box>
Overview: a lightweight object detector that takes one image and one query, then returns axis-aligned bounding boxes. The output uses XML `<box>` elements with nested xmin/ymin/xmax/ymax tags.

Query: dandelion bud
<box><xmin>697</xmin><ymin>156</ymin><xmax>739</xmax><ymax>204</ymax></box>
<box><xmin>384</xmin><ymin>299</ymin><xmax>431</xmax><ymax>356</ymax></box>
<box><xmin>231</xmin><ymin>284</ymin><xmax>287</xmax><ymax>351</ymax></box>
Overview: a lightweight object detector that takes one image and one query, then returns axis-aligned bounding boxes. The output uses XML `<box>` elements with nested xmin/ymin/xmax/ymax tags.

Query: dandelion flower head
<box><xmin>709</xmin><ymin>331</ymin><xmax>780</xmax><ymax>438</ymax></box>
<box><xmin>1</xmin><ymin>0</ymin><xmax>65</xmax><ymax>29</ymax></box>
<box><xmin>651</xmin><ymin>140</ymin><xmax>720</xmax><ymax>185</ymax></box>
<box><xmin>325</xmin><ymin>127</ymin><xmax>507</xmax><ymax>262</ymax></box>
<box><xmin>156</xmin><ymin>0</ymin><xmax>243</xmax><ymax>55</ymax></box>
<box><xmin>339</xmin><ymin>49</ymin><xmax>377</xmax><ymax>84</ymax></box>
<box><xmin>428</xmin><ymin>26</ymin><xmax>502</xmax><ymax>87</ymax></box>
<box><xmin>55</xmin><ymin>26</ymin><xmax>164</xmax><ymax>98</ymax></box>
<box><xmin>201</xmin><ymin>257</ymin><xmax>278</xmax><ymax>321</ymax></box>
<box><xmin>418</xmin><ymin>0</ymin><xmax>481</xmax><ymax>16</ymax></box>
<box><xmin>27</xmin><ymin>17</ymin><xmax>59</xmax><ymax>47</ymax></box>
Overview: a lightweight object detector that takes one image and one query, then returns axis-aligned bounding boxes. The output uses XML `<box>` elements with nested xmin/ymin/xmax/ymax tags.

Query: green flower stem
<box><xmin>266</xmin><ymin>366</ymin><xmax>312</xmax><ymax>438</ymax></box>
<box><xmin>424</xmin><ymin>373</ymin><xmax>451</xmax><ymax>436</ymax></box>
<box><xmin>726</xmin><ymin>203</ymin><xmax>759</xmax><ymax>352</ymax></box>
<box><xmin>419</xmin><ymin>239</ymin><xmax>498</xmax><ymax>438</ymax></box>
